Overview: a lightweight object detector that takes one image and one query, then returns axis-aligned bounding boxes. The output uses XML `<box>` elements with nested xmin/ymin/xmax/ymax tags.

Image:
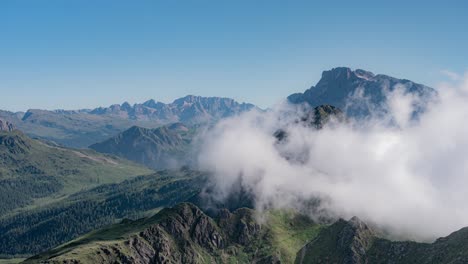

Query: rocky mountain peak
<box><xmin>288</xmin><ymin>67</ymin><xmax>434</xmax><ymax>117</ymax></box>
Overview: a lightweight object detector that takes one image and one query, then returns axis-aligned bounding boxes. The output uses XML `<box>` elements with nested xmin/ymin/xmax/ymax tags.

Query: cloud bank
<box><xmin>198</xmin><ymin>72</ymin><xmax>468</xmax><ymax>241</ymax></box>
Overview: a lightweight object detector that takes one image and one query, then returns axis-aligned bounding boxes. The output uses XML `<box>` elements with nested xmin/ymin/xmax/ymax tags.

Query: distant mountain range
<box><xmin>0</xmin><ymin>96</ymin><xmax>256</xmax><ymax>148</ymax></box>
<box><xmin>90</xmin><ymin>123</ymin><xmax>194</xmax><ymax>169</ymax></box>
<box><xmin>288</xmin><ymin>67</ymin><xmax>435</xmax><ymax>116</ymax></box>
<box><xmin>0</xmin><ymin>68</ymin><xmax>435</xmax><ymax>149</ymax></box>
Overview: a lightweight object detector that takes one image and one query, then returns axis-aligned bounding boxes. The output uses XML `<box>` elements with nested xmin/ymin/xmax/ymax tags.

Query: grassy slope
<box><xmin>26</xmin><ymin>205</ymin><xmax>323</xmax><ymax>264</ymax></box>
<box><xmin>266</xmin><ymin>210</ymin><xmax>323</xmax><ymax>262</ymax></box>
<box><xmin>89</xmin><ymin>124</ymin><xmax>198</xmax><ymax>170</ymax></box>
<box><xmin>0</xmin><ymin>130</ymin><xmax>152</xmax><ymax>217</ymax></box>
<box><xmin>0</xmin><ymin>170</ymin><xmax>205</xmax><ymax>256</ymax></box>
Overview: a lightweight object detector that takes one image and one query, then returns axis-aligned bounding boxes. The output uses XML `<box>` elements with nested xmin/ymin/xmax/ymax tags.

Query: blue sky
<box><xmin>0</xmin><ymin>0</ymin><xmax>467</xmax><ymax>111</ymax></box>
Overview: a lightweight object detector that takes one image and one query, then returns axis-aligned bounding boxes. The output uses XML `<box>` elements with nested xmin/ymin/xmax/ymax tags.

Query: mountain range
<box><xmin>0</xmin><ymin>96</ymin><xmax>255</xmax><ymax>148</ymax></box>
<box><xmin>3</xmin><ymin>67</ymin><xmax>466</xmax><ymax>264</ymax></box>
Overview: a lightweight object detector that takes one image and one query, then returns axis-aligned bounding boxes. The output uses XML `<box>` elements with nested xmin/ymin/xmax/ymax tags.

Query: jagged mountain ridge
<box><xmin>288</xmin><ymin>67</ymin><xmax>435</xmax><ymax>116</ymax></box>
<box><xmin>0</xmin><ymin>95</ymin><xmax>256</xmax><ymax>148</ymax></box>
<box><xmin>26</xmin><ymin>203</ymin><xmax>468</xmax><ymax>264</ymax></box>
<box><xmin>25</xmin><ymin>203</ymin><xmax>322</xmax><ymax>264</ymax></box>
<box><xmin>89</xmin><ymin>95</ymin><xmax>256</xmax><ymax>122</ymax></box>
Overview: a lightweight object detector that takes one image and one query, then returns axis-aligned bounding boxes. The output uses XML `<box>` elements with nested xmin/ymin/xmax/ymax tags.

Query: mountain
<box><xmin>89</xmin><ymin>124</ymin><xmax>194</xmax><ymax>169</ymax></box>
<box><xmin>296</xmin><ymin>216</ymin><xmax>375</xmax><ymax>263</ymax></box>
<box><xmin>27</xmin><ymin>203</ymin><xmax>468</xmax><ymax>264</ymax></box>
<box><xmin>0</xmin><ymin>128</ymin><xmax>151</xmax><ymax>217</ymax></box>
<box><xmin>288</xmin><ymin>67</ymin><xmax>435</xmax><ymax>116</ymax></box>
<box><xmin>90</xmin><ymin>95</ymin><xmax>255</xmax><ymax>123</ymax></box>
<box><xmin>296</xmin><ymin>217</ymin><xmax>468</xmax><ymax>264</ymax></box>
<box><xmin>0</xmin><ymin>170</ymin><xmax>205</xmax><ymax>257</ymax></box>
<box><xmin>274</xmin><ymin>105</ymin><xmax>344</xmax><ymax>144</ymax></box>
<box><xmin>0</xmin><ymin>96</ymin><xmax>256</xmax><ymax>148</ymax></box>
<box><xmin>25</xmin><ymin>203</ymin><xmax>322</xmax><ymax>264</ymax></box>
<box><xmin>0</xmin><ymin>118</ymin><xmax>15</xmax><ymax>131</ymax></box>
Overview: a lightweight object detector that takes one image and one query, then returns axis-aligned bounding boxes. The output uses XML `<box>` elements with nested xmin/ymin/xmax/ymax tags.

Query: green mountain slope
<box><xmin>89</xmin><ymin>124</ymin><xmax>195</xmax><ymax>169</ymax></box>
<box><xmin>0</xmin><ymin>129</ymin><xmax>152</xmax><ymax>216</ymax></box>
<box><xmin>296</xmin><ymin>217</ymin><xmax>468</xmax><ymax>264</ymax></box>
<box><xmin>26</xmin><ymin>203</ymin><xmax>468</xmax><ymax>264</ymax></box>
<box><xmin>25</xmin><ymin>203</ymin><xmax>323</xmax><ymax>264</ymax></box>
<box><xmin>0</xmin><ymin>170</ymin><xmax>205</xmax><ymax>257</ymax></box>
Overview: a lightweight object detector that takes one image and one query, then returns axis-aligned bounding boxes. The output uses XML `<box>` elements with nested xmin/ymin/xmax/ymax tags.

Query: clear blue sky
<box><xmin>1</xmin><ymin>0</ymin><xmax>467</xmax><ymax>111</ymax></box>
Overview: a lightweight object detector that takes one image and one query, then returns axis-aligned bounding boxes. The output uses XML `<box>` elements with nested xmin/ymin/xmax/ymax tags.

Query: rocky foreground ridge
<box><xmin>26</xmin><ymin>203</ymin><xmax>468</xmax><ymax>264</ymax></box>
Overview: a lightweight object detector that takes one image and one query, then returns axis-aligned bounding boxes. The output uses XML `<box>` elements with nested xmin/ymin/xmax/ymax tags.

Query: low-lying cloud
<box><xmin>198</xmin><ymin>72</ymin><xmax>468</xmax><ymax>241</ymax></box>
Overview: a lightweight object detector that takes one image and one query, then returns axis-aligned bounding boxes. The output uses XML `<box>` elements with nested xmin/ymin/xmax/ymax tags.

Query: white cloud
<box><xmin>198</xmin><ymin>72</ymin><xmax>468</xmax><ymax>241</ymax></box>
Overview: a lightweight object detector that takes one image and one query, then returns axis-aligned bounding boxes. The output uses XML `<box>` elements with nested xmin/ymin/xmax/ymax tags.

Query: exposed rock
<box><xmin>296</xmin><ymin>216</ymin><xmax>376</xmax><ymax>264</ymax></box>
<box><xmin>288</xmin><ymin>67</ymin><xmax>435</xmax><ymax>117</ymax></box>
<box><xmin>0</xmin><ymin>118</ymin><xmax>15</xmax><ymax>132</ymax></box>
<box><xmin>274</xmin><ymin>104</ymin><xmax>344</xmax><ymax>144</ymax></box>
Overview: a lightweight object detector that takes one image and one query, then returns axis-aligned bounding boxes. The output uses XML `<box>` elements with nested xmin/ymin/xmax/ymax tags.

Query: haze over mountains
<box><xmin>4</xmin><ymin>66</ymin><xmax>468</xmax><ymax>263</ymax></box>
<box><xmin>89</xmin><ymin>124</ymin><xmax>194</xmax><ymax>169</ymax></box>
<box><xmin>0</xmin><ymin>95</ymin><xmax>255</xmax><ymax>148</ymax></box>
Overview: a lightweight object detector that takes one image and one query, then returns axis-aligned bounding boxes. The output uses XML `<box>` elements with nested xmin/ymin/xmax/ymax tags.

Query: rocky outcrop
<box><xmin>26</xmin><ymin>203</ymin><xmax>287</xmax><ymax>264</ymax></box>
<box><xmin>274</xmin><ymin>105</ymin><xmax>344</xmax><ymax>143</ymax></box>
<box><xmin>27</xmin><ymin>205</ymin><xmax>468</xmax><ymax>264</ymax></box>
<box><xmin>0</xmin><ymin>118</ymin><xmax>15</xmax><ymax>132</ymax></box>
<box><xmin>296</xmin><ymin>216</ymin><xmax>376</xmax><ymax>264</ymax></box>
<box><xmin>300</xmin><ymin>104</ymin><xmax>344</xmax><ymax>129</ymax></box>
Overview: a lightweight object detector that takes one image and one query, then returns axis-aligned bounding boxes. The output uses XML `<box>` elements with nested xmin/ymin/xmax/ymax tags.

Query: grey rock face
<box><xmin>288</xmin><ymin>67</ymin><xmax>435</xmax><ymax>117</ymax></box>
<box><xmin>0</xmin><ymin>118</ymin><xmax>15</xmax><ymax>132</ymax></box>
<box><xmin>90</xmin><ymin>95</ymin><xmax>256</xmax><ymax>123</ymax></box>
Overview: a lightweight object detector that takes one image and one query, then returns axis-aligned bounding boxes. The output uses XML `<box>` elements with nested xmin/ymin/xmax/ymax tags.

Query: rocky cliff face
<box><xmin>0</xmin><ymin>118</ymin><xmax>15</xmax><ymax>132</ymax></box>
<box><xmin>288</xmin><ymin>67</ymin><xmax>435</xmax><ymax>117</ymax></box>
